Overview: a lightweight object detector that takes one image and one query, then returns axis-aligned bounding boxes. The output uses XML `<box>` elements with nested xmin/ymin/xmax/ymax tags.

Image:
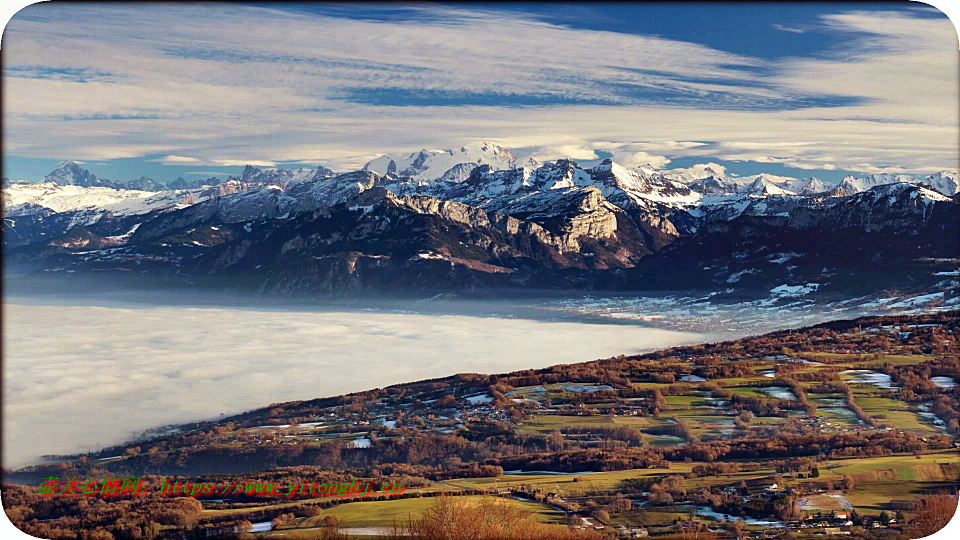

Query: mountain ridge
<box><xmin>4</xmin><ymin>148</ymin><xmax>958</xmax><ymax>301</ymax></box>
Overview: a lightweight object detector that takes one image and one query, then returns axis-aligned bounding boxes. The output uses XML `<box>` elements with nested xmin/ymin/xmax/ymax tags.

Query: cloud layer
<box><xmin>2</xmin><ymin>4</ymin><xmax>957</xmax><ymax>174</ymax></box>
<box><xmin>2</xmin><ymin>300</ymin><xmax>703</xmax><ymax>469</ymax></box>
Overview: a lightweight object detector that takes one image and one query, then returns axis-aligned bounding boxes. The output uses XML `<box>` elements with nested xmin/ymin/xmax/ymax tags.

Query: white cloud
<box><xmin>612</xmin><ymin>151</ymin><xmax>671</xmax><ymax>169</ymax></box>
<box><xmin>212</xmin><ymin>159</ymin><xmax>276</xmax><ymax>167</ymax></box>
<box><xmin>152</xmin><ymin>155</ymin><xmax>200</xmax><ymax>164</ymax></box>
<box><xmin>529</xmin><ymin>144</ymin><xmax>598</xmax><ymax>162</ymax></box>
<box><xmin>663</xmin><ymin>162</ymin><xmax>728</xmax><ymax>179</ymax></box>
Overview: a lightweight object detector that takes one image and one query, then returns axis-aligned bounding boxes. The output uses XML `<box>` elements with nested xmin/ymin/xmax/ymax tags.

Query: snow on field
<box><xmin>761</xmin><ymin>387</ymin><xmax>797</xmax><ymax>400</ymax></box>
<box><xmin>841</xmin><ymin>370</ymin><xmax>895</xmax><ymax>389</ymax></box>
<box><xmin>770</xmin><ymin>283</ymin><xmax>820</xmax><ymax>297</ymax></box>
<box><xmin>768</xmin><ymin>253</ymin><xmax>802</xmax><ymax>264</ymax></box>
<box><xmin>351</xmin><ymin>438</ymin><xmax>371</xmax><ymax>449</ymax></box>
<box><xmin>465</xmin><ymin>394</ymin><xmax>493</xmax><ymax>404</ymax></box>
<box><xmin>887</xmin><ymin>292</ymin><xmax>945</xmax><ymax>308</ymax></box>
<box><xmin>798</xmin><ymin>493</ymin><xmax>853</xmax><ymax>511</ymax></box>
<box><xmin>682</xmin><ymin>505</ymin><xmax>784</xmax><ymax>527</ymax></box>
<box><xmin>556</xmin><ymin>384</ymin><xmax>614</xmax><ymax>393</ymax></box>
<box><xmin>726</xmin><ymin>269</ymin><xmax>758</xmax><ymax>283</ymax></box>
<box><xmin>821</xmin><ymin>407</ymin><xmax>861</xmax><ymax>420</ymax></box>
<box><xmin>931</xmin><ymin>376</ymin><xmax>957</xmax><ymax>389</ymax></box>
<box><xmin>861</xmin><ymin>297</ymin><xmax>897</xmax><ymax>307</ymax></box>
<box><xmin>413</xmin><ymin>252</ymin><xmax>446</xmax><ymax>260</ymax></box>
<box><xmin>250</xmin><ymin>522</ymin><xmax>273</xmax><ymax>533</ymax></box>
<box><xmin>680</xmin><ymin>375</ymin><xmax>706</xmax><ymax>382</ymax></box>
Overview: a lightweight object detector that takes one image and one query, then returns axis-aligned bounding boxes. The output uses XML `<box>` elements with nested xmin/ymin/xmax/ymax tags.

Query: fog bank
<box><xmin>3</xmin><ymin>300</ymin><xmax>705</xmax><ymax>468</ymax></box>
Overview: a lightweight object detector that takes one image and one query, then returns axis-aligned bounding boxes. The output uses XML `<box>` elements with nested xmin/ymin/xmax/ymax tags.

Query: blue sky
<box><xmin>2</xmin><ymin>2</ymin><xmax>958</xmax><ymax>183</ymax></box>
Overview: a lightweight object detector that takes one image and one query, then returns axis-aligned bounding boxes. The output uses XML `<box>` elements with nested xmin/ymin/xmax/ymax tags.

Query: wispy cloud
<box><xmin>772</xmin><ymin>23</ymin><xmax>807</xmax><ymax>34</ymax></box>
<box><xmin>151</xmin><ymin>155</ymin><xmax>200</xmax><ymax>164</ymax></box>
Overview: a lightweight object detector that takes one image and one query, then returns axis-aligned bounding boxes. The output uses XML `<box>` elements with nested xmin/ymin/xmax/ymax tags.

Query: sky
<box><xmin>2</xmin><ymin>2</ymin><xmax>958</xmax><ymax>183</ymax></box>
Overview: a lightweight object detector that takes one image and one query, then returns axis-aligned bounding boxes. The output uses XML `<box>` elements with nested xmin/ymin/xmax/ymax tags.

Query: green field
<box><xmin>853</xmin><ymin>394</ymin><xmax>938</xmax><ymax>432</ymax></box>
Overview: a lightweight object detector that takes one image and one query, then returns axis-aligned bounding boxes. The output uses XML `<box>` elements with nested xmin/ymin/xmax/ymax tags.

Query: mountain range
<box><xmin>3</xmin><ymin>143</ymin><xmax>958</xmax><ymax>301</ymax></box>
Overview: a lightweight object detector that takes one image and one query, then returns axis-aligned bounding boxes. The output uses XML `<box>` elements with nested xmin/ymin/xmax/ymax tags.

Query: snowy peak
<box><xmin>438</xmin><ymin>162</ymin><xmax>480</xmax><ymax>183</ymax></box>
<box><xmin>833</xmin><ymin>173</ymin><xmax>918</xmax><ymax>197</ymax></box>
<box><xmin>797</xmin><ymin>177</ymin><xmax>829</xmax><ymax>195</ymax></box>
<box><xmin>688</xmin><ymin>175</ymin><xmax>739</xmax><ymax>195</ymax></box>
<box><xmin>745</xmin><ymin>176</ymin><xmax>796</xmax><ymax>197</ymax></box>
<box><xmin>585</xmin><ymin>159</ymin><xmax>698</xmax><ymax>207</ymax></box>
<box><xmin>361</xmin><ymin>142</ymin><xmax>537</xmax><ymax>182</ymax></box>
<box><xmin>362</xmin><ymin>156</ymin><xmax>398</xmax><ymax>176</ymax></box>
<box><xmin>126</xmin><ymin>176</ymin><xmax>165</xmax><ymax>191</ymax></box>
<box><xmin>924</xmin><ymin>170</ymin><xmax>959</xmax><ymax>196</ymax></box>
<box><xmin>849</xmin><ymin>181</ymin><xmax>952</xmax><ymax>208</ymax></box>
<box><xmin>465</xmin><ymin>141</ymin><xmax>516</xmax><ymax>162</ymax></box>
<box><xmin>530</xmin><ymin>159</ymin><xmax>592</xmax><ymax>191</ymax></box>
<box><xmin>828</xmin><ymin>171</ymin><xmax>957</xmax><ymax>198</ymax></box>
<box><xmin>44</xmin><ymin>161</ymin><xmax>116</xmax><ymax>188</ymax></box>
<box><xmin>233</xmin><ymin>164</ymin><xmax>334</xmax><ymax>189</ymax></box>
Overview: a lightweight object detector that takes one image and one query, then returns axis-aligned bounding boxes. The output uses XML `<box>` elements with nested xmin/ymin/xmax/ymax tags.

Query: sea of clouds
<box><xmin>2</xmin><ymin>299</ymin><xmax>704</xmax><ymax>468</ymax></box>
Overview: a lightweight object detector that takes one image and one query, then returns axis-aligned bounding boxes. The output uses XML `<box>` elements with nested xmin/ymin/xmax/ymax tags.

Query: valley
<box><xmin>3</xmin><ymin>311</ymin><xmax>958</xmax><ymax>539</ymax></box>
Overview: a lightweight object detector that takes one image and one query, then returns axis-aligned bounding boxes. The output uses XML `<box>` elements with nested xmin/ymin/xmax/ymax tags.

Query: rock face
<box><xmin>125</xmin><ymin>176</ymin><xmax>164</xmax><ymax>191</ymax></box>
<box><xmin>438</xmin><ymin>162</ymin><xmax>479</xmax><ymax>183</ymax></box>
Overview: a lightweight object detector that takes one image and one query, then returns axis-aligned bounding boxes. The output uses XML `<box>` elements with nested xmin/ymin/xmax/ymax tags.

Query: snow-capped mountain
<box><xmin>743</xmin><ymin>175</ymin><xmax>797</xmax><ymax>197</ymax></box>
<box><xmin>362</xmin><ymin>142</ymin><xmax>539</xmax><ymax>182</ymax></box>
<box><xmin>924</xmin><ymin>170</ymin><xmax>959</xmax><ymax>196</ymax></box>
<box><xmin>127</xmin><ymin>176</ymin><xmax>166</xmax><ymax>191</ymax></box>
<box><xmin>661</xmin><ymin>164</ymin><xmax>729</xmax><ymax>183</ymax></box>
<box><xmin>43</xmin><ymin>161</ymin><xmax>120</xmax><ymax>188</ymax></box>
<box><xmin>10</xmin><ymin>155</ymin><xmax>957</xmax><ymax>242</ymax></box>
<box><xmin>781</xmin><ymin>177</ymin><xmax>830</xmax><ymax>195</ymax></box>
<box><xmin>586</xmin><ymin>159</ymin><xmax>700</xmax><ymax>208</ymax></box>
<box><xmin>686</xmin><ymin>175</ymin><xmax>740</xmax><ymax>196</ymax></box>
<box><xmin>831</xmin><ymin>173</ymin><xmax>920</xmax><ymax>197</ymax></box>
<box><xmin>232</xmin><ymin>164</ymin><xmax>335</xmax><ymax>189</ymax></box>
<box><xmin>378</xmin><ymin>157</ymin><xmax>701</xmax><ymax>216</ymax></box>
<box><xmin>5</xmin><ymin>150</ymin><xmax>957</xmax><ymax>301</ymax></box>
<box><xmin>3</xmin><ymin>182</ymin><xmax>164</xmax><ymax>218</ymax></box>
<box><xmin>6</xmin><ymin>148</ymin><xmax>959</xmax><ymax>300</ymax></box>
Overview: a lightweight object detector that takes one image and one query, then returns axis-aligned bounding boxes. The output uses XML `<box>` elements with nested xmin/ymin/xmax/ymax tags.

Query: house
<box><xmin>833</xmin><ymin>511</ymin><xmax>848</xmax><ymax>520</ymax></box>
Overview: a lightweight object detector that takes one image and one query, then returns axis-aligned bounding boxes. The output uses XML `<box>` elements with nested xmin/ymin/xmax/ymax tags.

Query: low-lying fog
<box><xmin>3</xmin><ymin>295</ymin><xmax>709</xmax><ymax>469</ymax></box>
